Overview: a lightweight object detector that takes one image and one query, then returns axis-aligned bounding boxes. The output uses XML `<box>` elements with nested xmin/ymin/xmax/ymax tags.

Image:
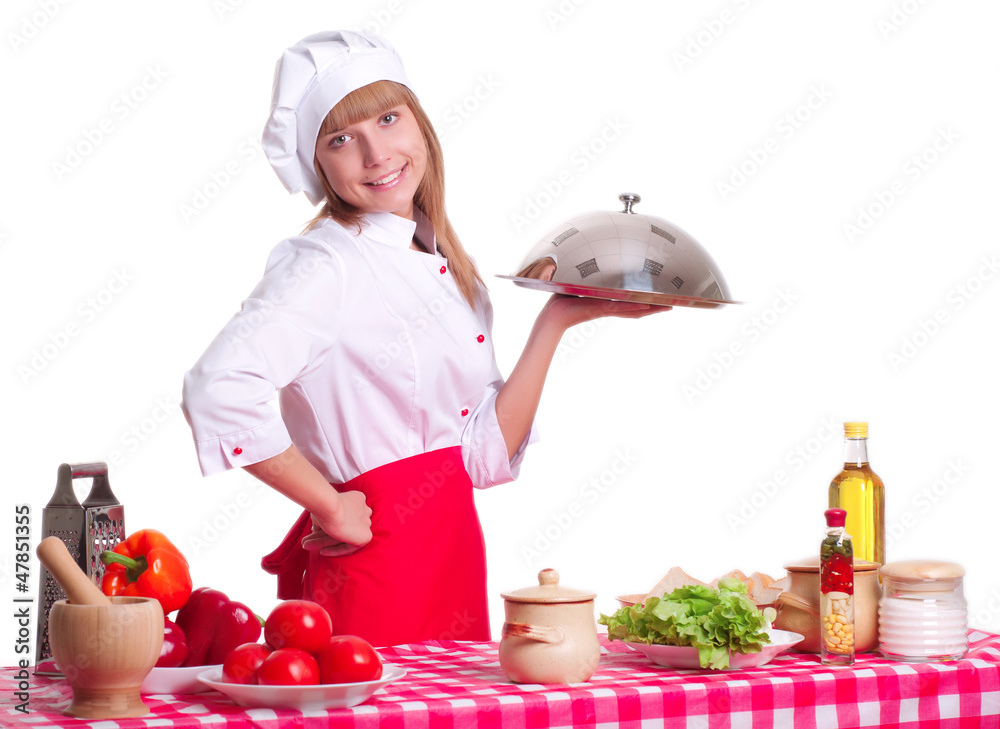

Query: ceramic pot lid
<box><xmin>501</xmin><ymin>569</ymin><xmax>596</xmax><ymax>604</ymax></box>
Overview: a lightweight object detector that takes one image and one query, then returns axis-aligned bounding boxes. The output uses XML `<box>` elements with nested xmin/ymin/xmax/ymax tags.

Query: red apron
<box><xmin>261</xmin><ymin>446</ymin><xmax>489</xmax><ymax>647</ymax></box>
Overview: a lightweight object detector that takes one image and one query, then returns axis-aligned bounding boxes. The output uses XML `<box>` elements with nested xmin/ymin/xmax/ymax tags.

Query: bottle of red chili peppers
<box><xmin>820</xmin><ymin>508</ymin><xmax>855</xmax><ymax>665</ymax></box>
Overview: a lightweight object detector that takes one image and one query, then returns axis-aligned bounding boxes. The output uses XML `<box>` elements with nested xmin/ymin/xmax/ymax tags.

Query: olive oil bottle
<box><xmin>828</xmin><ymin>422</ymin><xmax>885</xmax><ymax>565</ymax></box>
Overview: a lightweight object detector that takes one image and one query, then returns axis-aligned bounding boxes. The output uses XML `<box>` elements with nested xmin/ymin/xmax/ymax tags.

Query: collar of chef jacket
<box><xmin>356</xmin><ymin>208</ymin><xmax>438</xmax><ymax>255</ymax></box>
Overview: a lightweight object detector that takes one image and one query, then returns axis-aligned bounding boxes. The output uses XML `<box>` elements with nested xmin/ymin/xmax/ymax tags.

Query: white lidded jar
<box><xmin>878</xmin><ymin>560</ymin><xmax>968</xmax><ymax>662</ymax></box>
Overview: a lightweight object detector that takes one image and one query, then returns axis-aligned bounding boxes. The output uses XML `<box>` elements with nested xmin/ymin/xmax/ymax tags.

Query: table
<box><xmin>3</xmin><ymin>631</ymin><xmax>999</xmax><ymax>728</ymax></box>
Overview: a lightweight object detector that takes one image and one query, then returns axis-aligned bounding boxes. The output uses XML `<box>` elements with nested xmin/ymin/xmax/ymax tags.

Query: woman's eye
<box><xmin>380</xmin><ymin>112</ymin><xmax>398</xmax><ymax>125</ymax></box>
<box><xmin>330</xmin><ymin>134</ymin><xmax>349</xmax><ymax>148</ymax></box>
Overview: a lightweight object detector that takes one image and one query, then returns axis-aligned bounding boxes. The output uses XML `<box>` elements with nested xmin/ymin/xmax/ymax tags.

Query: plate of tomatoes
<box><xmin>197</xmin><ymin>599</ymin><xmax>404</xmax><ymax>710</ymax></box>
<box><xmin>197</xmin><ymin>663</ymin><xmax>405</xmax><ymax>711</ymax></box>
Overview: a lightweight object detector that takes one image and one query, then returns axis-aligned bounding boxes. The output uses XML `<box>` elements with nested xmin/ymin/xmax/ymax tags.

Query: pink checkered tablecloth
<box><xmin>3</xmin><ymin>632</ymin><xmax>999</xmax><ymax>728</ymax></box>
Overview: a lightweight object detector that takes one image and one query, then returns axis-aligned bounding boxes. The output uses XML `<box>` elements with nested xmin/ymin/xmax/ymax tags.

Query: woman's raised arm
<box><xmin>494</xmin><ymin>295</ymin><xmax>670</xmax><ymax>460</ymax></box>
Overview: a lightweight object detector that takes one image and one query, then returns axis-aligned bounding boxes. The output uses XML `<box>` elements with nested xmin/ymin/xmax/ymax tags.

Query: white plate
<box><xmin>142</xmin><ymin>664</ymin><xmax>222</xmax><ymax>694</ymax></box>
<box><xmin>196</xmin><ymin>664</ymin><xmax>405</xmax><ymax>710</ymax></box>
<box><xmin>626</xmin><ymin>629</ymin><xmax>804</xmax><ymax>670</ymax></box>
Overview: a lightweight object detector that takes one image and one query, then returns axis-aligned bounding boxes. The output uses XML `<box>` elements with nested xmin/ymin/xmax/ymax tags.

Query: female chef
<box><xmin>182</xmin><ymin>30</ymin><xmax>666</xmax><ymax>646</ymax></box>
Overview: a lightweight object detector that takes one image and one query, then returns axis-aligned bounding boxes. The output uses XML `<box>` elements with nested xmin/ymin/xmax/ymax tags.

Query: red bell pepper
<box><xmin>101</xmin><ymin>529</ymin><xmax>193</xmax><ymax>615</ymax></box>
<box><xmin>175</xmin><ymin>587</ymin><xmax>262</xmax><ymax>666</ymax></box>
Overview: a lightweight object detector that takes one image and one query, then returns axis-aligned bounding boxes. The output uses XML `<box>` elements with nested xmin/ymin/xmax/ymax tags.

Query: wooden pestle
<box><xmin>37</xmin><ymin>536</ymin><xmax>111</xmax><ymax>606</ymax></box>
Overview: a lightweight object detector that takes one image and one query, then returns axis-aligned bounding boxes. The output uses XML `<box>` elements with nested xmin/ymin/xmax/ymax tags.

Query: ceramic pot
<box><xmin>774</xmin><ymin>557</ymin><xmax>881</xmax><ymax>653</ymax></box>
<box><xmin>499</xmin><ymin>569</ymin><xmax>599</xmax><ymax>684</ymax></box>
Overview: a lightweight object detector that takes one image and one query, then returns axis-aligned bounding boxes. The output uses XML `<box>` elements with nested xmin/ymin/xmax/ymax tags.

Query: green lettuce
<box><xmin>598</xmin><ymin>578</ymin><xmax>777</xmax><ymax>669</ymax></box>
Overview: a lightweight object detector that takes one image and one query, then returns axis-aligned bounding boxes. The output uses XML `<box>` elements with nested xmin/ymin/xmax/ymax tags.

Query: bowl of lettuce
<box><xmin>599</xmin><ymin>577</ymin><xmax>801</xmax><ymax>670</ymax></box>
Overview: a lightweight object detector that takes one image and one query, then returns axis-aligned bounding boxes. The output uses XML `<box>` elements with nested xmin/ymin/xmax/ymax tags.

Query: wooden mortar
<box><xmin>37</xmin><ymin>537</ymin><xmax>163</xmax><ymax>719</ymax></box>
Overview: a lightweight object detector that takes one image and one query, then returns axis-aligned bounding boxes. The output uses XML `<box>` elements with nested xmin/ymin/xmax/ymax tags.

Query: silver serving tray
<box><xmin>495</xmin><ymin>275</ymin><xmax>739</xmax><ymax>309</ymax></box>
<box><xmin>502</xmin><ymin>193</ymin><xmax>740</xmax><ymax>309</ymax></box>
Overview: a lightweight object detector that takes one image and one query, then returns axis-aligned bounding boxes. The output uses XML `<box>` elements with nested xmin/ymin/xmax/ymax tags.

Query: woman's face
<box><xmin>315</xmin><ymin>105</ymin><xmax>427</xmax><ymax>221</ymax></box>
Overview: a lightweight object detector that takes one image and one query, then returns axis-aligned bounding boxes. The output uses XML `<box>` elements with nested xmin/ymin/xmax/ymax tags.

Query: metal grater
<box><xmin>34</xmin><ymin>462</ymin><xmax>126</xmax><ymax>674</ymax></box>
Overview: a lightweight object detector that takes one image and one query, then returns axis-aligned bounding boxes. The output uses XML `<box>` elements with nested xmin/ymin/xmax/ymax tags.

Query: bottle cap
<box><xmin>825</xmin><ymin>508</ymin><xmax>847</xmax><ymax>527</ymax></box>
<box><xmin>844</xmin><ymin>422</ymin><xmax>868</xmax><ymax>438</ymax></box>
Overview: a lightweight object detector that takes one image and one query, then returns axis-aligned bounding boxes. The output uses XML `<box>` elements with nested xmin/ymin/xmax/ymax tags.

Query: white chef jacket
<box><xmin>181</xmin><ymin>209</ymin><xmax>534</xmax><ymax>487</ymax></box>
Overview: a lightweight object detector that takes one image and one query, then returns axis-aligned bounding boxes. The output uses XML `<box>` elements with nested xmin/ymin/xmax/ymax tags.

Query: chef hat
<box><xmin>262</xmin><ymin>30</ymin><xmax>412</xmax><ymax>205</ymax></box>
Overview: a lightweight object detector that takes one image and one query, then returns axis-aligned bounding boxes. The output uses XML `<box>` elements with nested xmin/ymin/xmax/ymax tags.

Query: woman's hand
<box><xmin>537</xmin><ymin>293</ymin><xmax>671</xmax><ymax>331</ymax></box>
<box><xmin>244</xmin><ymin>444</ymin><xmax>373</xmax><ymax>557</ymax></box>
<box><xmin>301</xmin><ymin>490</ymin><xmax>373</xmax><ymax>557</ymax></box>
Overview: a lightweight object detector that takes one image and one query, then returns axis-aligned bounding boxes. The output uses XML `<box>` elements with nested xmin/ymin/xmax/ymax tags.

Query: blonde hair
<box><xmin>306</xmin><ymin>81</ymin><xmax>484</xmax><ymax>309</ymax></box>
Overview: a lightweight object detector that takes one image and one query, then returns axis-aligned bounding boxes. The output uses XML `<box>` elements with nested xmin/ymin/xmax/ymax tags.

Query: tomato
<box><xmin>264</xmin><ymin>600</ymin><xmax>333</xmax><ymax>653</ymax></box>
<box><xmin>155</xmin><ymin>619</ymin><xmax>189</xmax><ymax>668</ymax></box>
<box><xmin>315</xmin><ymin>635</ymin><xmax>383</xmax><ymax>684</ymax></box>
<box><xmin>222</xmin><ymin>643</ymin><xmax>272</xmax><ymax>684</ymax></box>
<box><xmin>255</xmin><ymin>648</ymin><xmax>320</xmax><ymax>686</ymax></box>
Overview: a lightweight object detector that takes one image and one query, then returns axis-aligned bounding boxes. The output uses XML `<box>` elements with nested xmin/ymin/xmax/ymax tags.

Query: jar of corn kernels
<box><xmin>820</xmin><ymin>508</ymin><xmax>855</xmax><ymax>666</ymax></box>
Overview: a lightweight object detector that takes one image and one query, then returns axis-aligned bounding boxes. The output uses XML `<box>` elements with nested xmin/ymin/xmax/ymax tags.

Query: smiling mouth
<box><xmin>366</xmin><ymin>165</ymin><xmax>406</xmax><ymax>187</ymax></box>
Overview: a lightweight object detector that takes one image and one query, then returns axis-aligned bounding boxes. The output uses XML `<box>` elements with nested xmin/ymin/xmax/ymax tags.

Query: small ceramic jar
<box><xmin>499</xmin><ymin>569</ymin><xmax>600</xmax><ymax>684</ymax></box>
<box><xmin>879</xmin><ymin>560</ymin><xmax>967</xmax><ymax>662</ymax></box>
<box><xmin>774</xmin><ymin>557</ymin><xmax>882</xmax><ymax>653</ymax></box>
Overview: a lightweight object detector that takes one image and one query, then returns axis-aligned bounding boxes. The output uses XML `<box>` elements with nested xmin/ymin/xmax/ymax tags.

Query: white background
<box><xmin>2</xmin><ymin>0</ymin><xmax>998</xmax><ymax>667</ymax></box>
